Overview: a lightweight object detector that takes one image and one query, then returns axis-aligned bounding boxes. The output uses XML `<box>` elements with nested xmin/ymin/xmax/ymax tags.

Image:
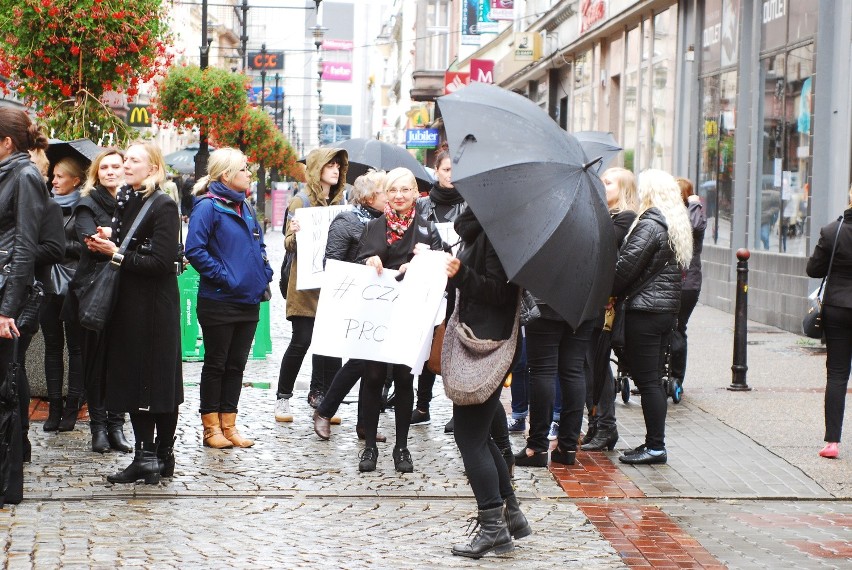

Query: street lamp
<box><xmin>195</xmin><ymin>0</ymin><xmax>213</xmax><ymax>180</ymax></box>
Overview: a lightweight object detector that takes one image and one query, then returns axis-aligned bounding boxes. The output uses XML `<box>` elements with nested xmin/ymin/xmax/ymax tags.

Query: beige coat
<box><xmin>285</xmin><ymin>147</ymin><xmax>349</xmax><ymax>318</ymax></box>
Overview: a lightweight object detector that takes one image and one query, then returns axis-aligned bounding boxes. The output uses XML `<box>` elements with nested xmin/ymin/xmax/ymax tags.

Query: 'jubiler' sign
<box><xmin>405</xmin><ymin>129</ymin><xmax>440</xmax><ymax>149</ymax></box>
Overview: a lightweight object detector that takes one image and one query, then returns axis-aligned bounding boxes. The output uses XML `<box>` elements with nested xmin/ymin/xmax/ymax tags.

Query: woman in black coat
<box><xmin>313</xmin><ymin>170</ymin><xmax>388</xmax><ymax>441</ymax></box>
<box><xmin>356</xmin><ymin>167</ymin><xmax>444</xmax><ymax>473</ymax></box>
<box><xmin>86</xmin><ymin>141</ymin><xmax>182</xmax><ymax>485</ymax></box>
<box><xmin>446</xmin><ymin>207</ymin><xmax>530</xmax><ymax>559</ymax></box>
<box><xmin>65</xmin><ymin>148</ymin><xmax>133</xmax><ymax>453</ymax></box>
<box><xmin>806</xmin><ymin>184</ymin><xmax>852</xmax><ymax>459</ymax></box>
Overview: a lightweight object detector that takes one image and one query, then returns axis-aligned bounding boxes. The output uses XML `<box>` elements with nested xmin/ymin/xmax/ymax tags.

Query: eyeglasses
<box><xmin>387</xmin><ymin>187</ymin><xmax>415</xmax><ymax>196</ymax></box>
<box><xmin>239</xmin><ymin>167</ymin><xmax>251</xmax><ymax>174</ymax></box>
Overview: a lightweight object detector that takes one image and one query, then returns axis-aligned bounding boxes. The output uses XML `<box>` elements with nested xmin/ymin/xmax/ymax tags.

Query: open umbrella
<box><xmin>574</xmin><ymin>131</ymin><xmax>623</xmax><ymax>174</ymax></box>
<box><xmin>335</xmin><ymin>138</ymin><xmax>433</xmax><ymax>194</ymax></box>
<box><xmin>437</xmin><ymin>82</ymin><xmax>615</xmax><ymax>329</ymax></box>
<box><xmin>164</xmin><ymin>145</ymin><xmax>199</xmax><ymax>176</ymax></box>
<box><xmin>46</xmin><ymin>138</ymin><xmax>102</xmax><ymax>171</ymax></box>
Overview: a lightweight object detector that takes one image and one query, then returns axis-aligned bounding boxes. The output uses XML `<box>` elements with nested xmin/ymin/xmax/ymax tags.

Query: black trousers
<box><xmin>525</xmin><ymin>317</ymin><xmax>594</xmax><ymax>453</ymax></box>
<box><xmin>15</xmin><ymin>333</ymin><xmax>34</xmax><ymax>439</ymax></box>
<box><xmin>40</xmin><ymin>294</ymin><xmax>83</xmax><ymax>400</ymax></box>
<box><xmin>79</xmin><ymin>326</ymin><xmax>124</xmax><ymax>431</ymax></box>
<box><xmin>584</xmin><ymin>326</ymin><xmax>617</xmax><ymax>431</ymax></box>
<box><xmin>822</xmin><ymin>304</ymin><xmax>852</xmax><ymax>442</ymax></box>
<box><xmin>624</xmin><ymin>311</ymin><xmax>674</xmax><ymax>450</ymax></box>
<box><xmin>199</xmin><ymin>319</ymin><xmax>258</xmax><ymax>414</ymax></box>
<box><xmin>360</xmin><ymin>360</ymin><xmax>413</xmax><ymax>449</ymax></box>
<box><xmin>415</xmin><ymin>368</ymin><xmax>437</xmax><ymax>412</ymax></box>
<box><xmin>276</xmin><ymin>316</ymin><xmax>341</xmax><ymax>398</ymax></box>
<box><xmin>670</xmin><ymin>288</ymin><xmax>700</xmax><ymax>382</ymax></box>
<box><xmin>317</xmin><ymin>358</ymin><xmax>366</xmax><ymax>425</ymax></box>
<box><xmin>453</xmin><ymin>385</ymin><xmax>514</xmax><ymax>510</ymax></box>
<box><xmin>129</xmin><ymin>408</ymin><xmax>180</xmax><ymax>445</ymax></box>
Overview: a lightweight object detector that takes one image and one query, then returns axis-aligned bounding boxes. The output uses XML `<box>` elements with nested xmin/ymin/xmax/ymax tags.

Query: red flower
<box><xmin>70</xmin><ymin>46</ymin><xmax>80</xmax><ymax>56</ymax></box>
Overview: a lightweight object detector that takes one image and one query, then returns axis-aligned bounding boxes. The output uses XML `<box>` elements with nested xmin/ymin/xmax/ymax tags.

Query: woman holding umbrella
<box><xmin>612</xmin><ymin>169</ymin><xmax>692</xmax><ymax>465</ymax></box>
<box><xmin>356</xmin><ymin>167</ymin><xmax>444</xmax><ymax>473</ymax></box>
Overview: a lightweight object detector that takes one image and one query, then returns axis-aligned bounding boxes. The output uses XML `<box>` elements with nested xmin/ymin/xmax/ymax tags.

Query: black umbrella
<box><xmin>437</xmin><ymin>82</ymin><xmax>615</xmax><ymax>330</ymax></box>
<box><xmin>335</xmin><ymin>138</ymin><xmax>433</xmax><ymax>194</ymax></box>
<box><xmin>164</xmin><ymin>145</ymin><xmax>199</xmax><ymax>175</ymax></box>
<box><xmin>591</xmin><ymin>301</ymin><xmax>616</xmax><ymax>412</ymax></box>
<box><xmin>46</xmin><ymin>138</ymin><xmax>102</xmax><ymax>168</ymax></box>
<box><xmin>574</xmin><ymin>131</ymin><xmax>623</xmax><ymax>174</ymax></box>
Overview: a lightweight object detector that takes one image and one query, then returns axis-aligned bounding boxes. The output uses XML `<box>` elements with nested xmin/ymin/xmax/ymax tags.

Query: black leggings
<box><xmin>129</xmin><ymin>409</ymin><xmax>180</xmax><ymax>446</ymax></box>
<box><xmin>360</xmin><ymin>360</ymin><xmax>413</xmax><ymax>449</ymax></box>
<box><xmin>454</xmin><ymin>386</ymin><xmax>514</xmax><ymax>510</ymax></box>
<box><xmin>40</xmin><ymin>294</ymin><xmax>83</xmax><ymax>400</ymax></box>
<box><xmin>317</xmin><ymin>358</ymin><xmax>366</xmax><ymax>425</ymax></box>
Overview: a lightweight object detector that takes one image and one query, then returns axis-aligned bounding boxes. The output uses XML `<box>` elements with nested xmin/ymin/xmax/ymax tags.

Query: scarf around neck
<box><xmin>429</xmin><ymin>184</ymin><xmax>464</xmax><ymax>206</ymax></box>
<box><xmin>384</xmin><ymin>202</ymin><xmax>415</xmax><ymax>245</ymax></box>
<box><xmin>53</xmin><ymin>187</ymin><xmax>80</xmax><ymax>209</ymax></box>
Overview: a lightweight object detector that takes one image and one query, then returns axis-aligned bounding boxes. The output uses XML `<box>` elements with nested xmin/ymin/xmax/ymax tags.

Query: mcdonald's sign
<box><xmin>127</xmin><ymin>104</ymin><xmax>152</xmax><ymax>127</ymax></box>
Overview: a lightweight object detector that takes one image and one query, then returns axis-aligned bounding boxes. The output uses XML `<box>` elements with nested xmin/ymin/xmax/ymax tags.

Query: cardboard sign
<box><xmin>294</xmin><ymin>205</ymin><xmax>352</xmax><ymax>290</ymax></box>
<box><xmin>312</xmin><ymin>254</ymin><xmax>448</xmax><ymax>374</ymax></box>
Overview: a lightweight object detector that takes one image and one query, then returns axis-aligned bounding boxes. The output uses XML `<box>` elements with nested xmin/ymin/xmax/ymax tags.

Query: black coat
<box><xmin>356</xmin><ymin>206</ymin><xmax>444</xmax><ymax>270</ymax></box>
<box><xmin>807</xmin><ymin>208</ymin><xmax>852</xmax><ymax>309</ymax></box>
<box><xmin>325</xmin><ymin>206</ymin><xmax>381</xmax><ymax>264</ymax></box>
<box><xmin>0</xmin><ymin>153</ymin><xmax>49</xmax><ymax>318</ymax></box>
<box><xmin>34</xmin><ymin>200</ymin><xmax>65</xmax><ymax>293</ymax></box>
<box><xmin>613</xmin><ymin>207</ymin><xmax>682</xmax><ymax>313</ymax></box>
<box><xmin>102</xmin><ymin>189</ymin><xmax>183</xmax><ymax>413</ymax></box>
<box><xmin>448</xmin><ymin>210</ymin><xmax>518</xmax><ymax>340</ymax></box>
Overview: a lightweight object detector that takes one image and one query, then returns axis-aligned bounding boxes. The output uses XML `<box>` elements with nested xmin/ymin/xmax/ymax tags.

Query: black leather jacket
<box><xmin>612</xmin><ymin>207</ymin><xmax>682</xmax><ymax>313</ymax></box>
<box><xmin>0</xmin><ymin>152</ymin><xmax>50</xmax><ymax>318</ymax></box>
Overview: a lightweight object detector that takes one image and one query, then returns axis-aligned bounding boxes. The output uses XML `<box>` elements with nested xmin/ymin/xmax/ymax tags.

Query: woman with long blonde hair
<box><xmin>611</xmin><ymin>169</ymin><xmax>692</xmax><ymax>465</ymax></box>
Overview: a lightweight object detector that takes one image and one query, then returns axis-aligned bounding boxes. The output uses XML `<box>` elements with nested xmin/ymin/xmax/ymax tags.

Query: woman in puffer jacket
<box><xmin>612</xmin><ymin>169</ymin><xmax>693</xmax><ymax>465</ymax></box>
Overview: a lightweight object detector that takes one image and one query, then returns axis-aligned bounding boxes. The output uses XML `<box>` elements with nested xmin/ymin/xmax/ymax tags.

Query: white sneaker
<box><xmin>547</xmin><ymin>421</ymin><xmax>559</xmax><ymax>441</ymax></box>
<box><xmin>275</xmin><ymin>398</ymin><xmax>293</xmax><ymax>422</ymax></box>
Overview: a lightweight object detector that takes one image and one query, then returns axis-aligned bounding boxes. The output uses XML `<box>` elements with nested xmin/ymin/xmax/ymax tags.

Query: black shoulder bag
<box><xmin>803</xmin><ymin>218</ymin><xmax>844</xmax><ymax>339</ymax></box>
<box><xmin>279</xmin><ymin>191</ymin><xmax>309</xmax><ymax>299</ymax></box>
<box><xmin>611</xmin><ymin>261</ymin><xmax>671</xmax><ymax>349</ymax></box>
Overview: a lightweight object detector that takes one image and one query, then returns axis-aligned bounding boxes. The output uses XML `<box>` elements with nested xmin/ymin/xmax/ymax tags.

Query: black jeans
<box><xmin>360</xmin><ymin>360</ymin><xmax>413</xmax><ymax>449</ymax></box>
<box><xmin>453</xmin><ymin>386</ymin><xmax>514</xmax><ymax>510</ymax></box>
<box><xmin>509</xmin><ymin>336</ymin><xmax>529</xmax><ymax>419</ymax></box>
<box><xmin>276</xmin><ymin>316</ymin><xmax>341</xmax><ymax>398</ymax></box>
<box><xmin>822</xmin><ymin>304</ymin><xmax>852</xmax><ymax>442</ymax></box>
<box><xmin>199</xmin><ymin>319</ymin><xmax>258</xmax><ymax>414</ymax></box>
<box><xmin>670</xmin><ymin>288</ymin><xmax>700</xmax><ymax>382</ymax></box>
<box><xmin>415</xmin><ymin>368</ymin><xmax>437</xmax><ymax>412</ymax></box>
<box><xmin>584</xmin><ymin>326</ymin><xmax>616</xmax><ymax>431</ymax></box>
<box><xmin>525</xmin><ymin>318</ymin><xmax>594</xmax><ymax>453</ymax></box>
<box><xmin>624</xmin><ymin>310</ymin><xmax>674</xmax><ymax>450</ymax></box>
<box><xmin>40</xmin><ymin>294</ymin><xmax>83</xmax><ymax>400</ymax></box>
<box><xmin>317</xmin><ymin>358</ymin><xmax>366</xmax><ymax>425</ymax></box>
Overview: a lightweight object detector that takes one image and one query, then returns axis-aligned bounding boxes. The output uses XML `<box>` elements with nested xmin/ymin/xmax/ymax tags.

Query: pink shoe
<box><xmin>819</xmin><ymin>442</ymin><xmax>839</xmax><ymax>458</ymax></box>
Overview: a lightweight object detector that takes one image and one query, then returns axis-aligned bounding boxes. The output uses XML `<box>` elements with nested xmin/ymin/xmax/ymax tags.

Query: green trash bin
<box><xmin>179</xmin><ymin>266</ymin><xmax>272</xmax><ymax>362</ymax></box>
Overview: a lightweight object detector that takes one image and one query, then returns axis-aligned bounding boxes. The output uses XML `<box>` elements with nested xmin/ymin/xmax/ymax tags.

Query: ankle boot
<box><xmin>581</xmin><ymin>426</ymin><xmax>619</xmax><ymax>451</ymax></box>
<box><xmin>501</xmin><ymin>447</ymin><xmax>515</xmax><ymax>478</ymax></box>
<box><xmin>503</xmin><ymin>495</ymin><xmax>532</xmax><ymax>539</ymax></box>
<box><xmin>156</xmin><ymin>436</ymin><xmax>176</xmax><ymax>477</ymax></box>
<box><xmin>108</xmin><ymin>426</ymin><xmax>133</xmax><ymax>453</ymax></box>
<box><xmin>43</xmin><ymin>397</ymin><xmax>63</xmax><ymax>432</ymax></box>
<box><xmin>91</xmin><ymin>428</ymin><xmax>110</xmax><ymax>453</ymax></box>
<box><xmin>219</xmin><ymin>412</ymin><xmax>254</xmax><ymax>448</ymax></box>
<box><xmin>201</xmin><ymin>413</ymin><xmax>233</xmax><ymax>449</ymax></box>
<box><xmin>106</xmin><ymin>442</ymin><xmax>161</xmax><ymax>484</ymax></box>
<box><xmin>451</xmin><ymin>506</ymin><xmax>514</xmax><ymax>559</ymax></box>
<box><xmin>57</xmin><ymin>396</ymin><xmax>82</xmax><ymax>432</ymax></box>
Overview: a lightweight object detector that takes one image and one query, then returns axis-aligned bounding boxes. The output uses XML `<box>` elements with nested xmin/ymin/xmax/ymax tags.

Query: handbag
<box><xmin>50</xmin><ymin>263</ymin><xmax>75</xmax><ymax>296</ymax></box>
<box><xmin>611</xmin><ymin>262</ymin><xmax>671</xmax><ymax>349</ymax></box>
<box><xmin>15</xmin><ymin>280</ymin><xmax>45</xmax><ymax>336</ymax></box>
<box><xmin>426</xmin><ymin>321</ymin><xmax>446</xmax><ymax>375</ymax></box>
<box><xmin>441</xmin><ymin>293</ymin><xmax>520</xmax><ymax>406</ymax></box>
<box><xmin>803</xmin><ymin>218</ymin><xmax>844</xmax><ymax>339</ymax></box>
<box><xmin>77</xmin><ymin>191</ymin><xmax>163</xmax><ymax>331</ymax></box>
<box><xmin>279</xmin><ymin>191</ymin><xmax>310</xmax><ymax>299</ymax></box>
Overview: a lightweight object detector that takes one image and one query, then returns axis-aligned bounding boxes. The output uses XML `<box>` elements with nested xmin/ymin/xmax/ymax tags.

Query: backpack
<box><xmin>279</xmin><ymin>191</ymin><xmax>310</xmax><ymax>298</ymax></box>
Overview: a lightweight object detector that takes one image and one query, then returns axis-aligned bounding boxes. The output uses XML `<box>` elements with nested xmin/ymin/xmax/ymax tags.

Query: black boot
<box><xmin>57</xmin><ymin>396</ymin><xmax>82</xmax><ymax>432</ymax></box>
<box><xmin>91</xmin><ymin>428</ymin><xmax>110</xmax><ymax>453</ymax></box>
<box><xmin>451</xmin><ymin>506</ymin><xmax>514</xmax><ymax>559</ymax></box>
<box><xmin>43</xmin><ymin>397</ymin><xmax>63</xmax><ymax>432</ymax></box>
<box><xmin>156</xmin><ymin>436</ymin><xmax>176</xmax><ymax>477</ymax></box>
<box><xmin>581</xmin><ymin>426</ymin><xmax>619</xmax><ymax>451</ymax></box>
<box><xmin>108</xmin><ymin>427</ymin><xmax>133</xmax><ymax>453</ymax></box>
<box><xmin>503</xmin><ymin>495</ymin><xmax>531</xmax><ymax>539</ymax></box>
<box><xmin>501</xmin><ymin>447</ymin><xmax>515</xmax><ymax>478</ymax></box>
<box><xmin>106</xmin><ymin>442</ymin><xmax>161</xmax><ymax>485</ymax></box>
<box><xmin>582</xmin><ymin>423</ymin><xmax>598</xmax><ymax>445</ymax></box>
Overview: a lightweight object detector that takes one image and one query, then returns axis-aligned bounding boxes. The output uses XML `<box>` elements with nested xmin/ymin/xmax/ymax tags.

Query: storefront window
<box><xmin>701</xmin><ymin>0</ymin><xmax>722</xmax><ymax>74</ymax></box>
<box><xmin>788</xmin><ymin>0</ymin><xmax>818</xmax><ymax>43</ymax></box>
<box><xmin>755</xmin><ymin>44</ymin><xmax>814</xmax><ymax>255</ymax></box>
<box><xmin>698</xmin><ymin>71</ymin><xmax>736</xmax><ymax>247</ymax></box>
<box><xmin>650</xmin><ymin>6</ymin><xmax>677</xmax><ymax>172</ymax></box>
<box><xmin>573</xmin><ymin>51</ymin><xmax>593</xmax><ymax>132</ymax></box>
<box><xmin>623</xmin><ymin>27</ymin><xmax>640</xmax><ymax>171</ymax></box>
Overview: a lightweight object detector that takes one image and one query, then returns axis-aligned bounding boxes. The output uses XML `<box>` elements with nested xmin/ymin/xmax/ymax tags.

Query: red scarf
<box><xmin>385</xmin><ymin>203</ymin><xmax>415</xmax><ymax>245</ymax></box>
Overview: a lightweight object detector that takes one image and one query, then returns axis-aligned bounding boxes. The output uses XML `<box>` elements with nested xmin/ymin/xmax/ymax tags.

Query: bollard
<box><xmin>729</xmin><ymin>248</ymin><xmax>752</xmax><ymax>391</ymax></box>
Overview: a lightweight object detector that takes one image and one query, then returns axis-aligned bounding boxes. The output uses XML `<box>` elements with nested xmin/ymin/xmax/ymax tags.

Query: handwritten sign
<box><xmin>294</xmin><ymin>205</ymin><xmax>352</xmax><ymax>290</ymax></box>
<box><xmin>434</xmin><ymin>222</ymin><xmax>461</xmax><ymax>255</ymax></box>
<box><xmin>312</xmin><ymin>254</ymin><xmax>448</xmax><ymax>373</ymax></box>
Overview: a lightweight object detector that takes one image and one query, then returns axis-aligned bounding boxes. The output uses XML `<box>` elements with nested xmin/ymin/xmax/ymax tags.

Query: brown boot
<box><xmin>201</xmin><ymin>413</ymin><xmax>233</xmax><ymax>449</ymax></box>
<box><xmin>313</xmin><ymin>410</ymin><xmax>331</xmax><ymax>440</ymax></box>
<box><xmin>219</xmin><ymin>412</ymin><xmax>254</xmax><ymax>448</ymax></box>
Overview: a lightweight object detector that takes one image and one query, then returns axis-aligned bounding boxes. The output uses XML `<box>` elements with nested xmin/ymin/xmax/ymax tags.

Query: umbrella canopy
<box><xmin>164</xmin><ymin>146</ymin><xmax>199</xmax><ymax>175</ymax></box>
<box><xmin>46</xmin><ymin>138</ymin><xmax>102</xmax><ymax>169</ymax></box>
<box><xmin>334</xmin><ymin>138</ymin><xmax>433</xmax><ymax>194</ymax></box>
<box><xmin>573</xmin><ymin>131</ymin><xmax>623</xmax><ymax>174</ymax></box>
<box><xmin>437</xmin><ymin>82</ymin><xmax>615</xmax><ymax>329</ymax></box>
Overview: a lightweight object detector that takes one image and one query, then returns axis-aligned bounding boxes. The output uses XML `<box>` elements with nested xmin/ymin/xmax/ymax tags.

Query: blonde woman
<box><xmin>185</xmin><ymin>147</ymin><xmax>272</xmax><ymax>449</ymax></box>
<box><xmin>611</xmin><ymin>169</ymin><xmax>692</xmax><ymax>465</ymax></box>
<box><xmin>86</xmin><ymin>141</ymin><xmax>183</xmax><ymax>484</ymax></box>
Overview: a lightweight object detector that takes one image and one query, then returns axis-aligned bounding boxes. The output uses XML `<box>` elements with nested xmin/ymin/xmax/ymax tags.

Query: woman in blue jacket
<box><xmin>186</xmin><ymin>147</ymin><xmax>273</xmax><ymax>449</ymax></box>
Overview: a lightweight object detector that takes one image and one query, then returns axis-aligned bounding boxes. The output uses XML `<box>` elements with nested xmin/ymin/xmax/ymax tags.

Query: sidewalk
<box><xmin>2</xmin><ymin>230</ymin><xmax>850</xmax><ymax>568</ymax></box>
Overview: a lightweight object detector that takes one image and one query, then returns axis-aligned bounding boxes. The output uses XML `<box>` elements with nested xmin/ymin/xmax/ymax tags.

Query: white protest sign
<box><xmin>434</xmin><ymin>222</ymin><xmax>461</xmax><ymax>255</ymax></box>
<box><xmin>295</xmin><ymin>205</ymin><xmax>352</xmax><ymax>290</ymax></box>
<box><xmin>312</xmin><ymin>256</ymin><xmax>448</xmax><ymax>373</ymax></box>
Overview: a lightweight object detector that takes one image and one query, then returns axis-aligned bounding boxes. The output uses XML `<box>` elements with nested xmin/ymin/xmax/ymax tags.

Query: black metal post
<box><xmin>194</xmin><ymin>0</ymin><xmax>211</xmax><ymax>181</ymax></box>
<box><xmin>273</xmin><ymin>73</ymin><xmax>281</xmax><ymax>130</ymax></box>
<box><xmin>730</xmin><ymin>248</ymin><xmax>752</xmax><ymax>391</ymax></box>
<box><xmin>240</xmin><ymin>0</ymin><xmax>248</xmax><ymax>71</ymax></box>
<box><xmin>255</xmin><ymin>45</ymin><xmax>267</xmax><ymax>218</ymax></box>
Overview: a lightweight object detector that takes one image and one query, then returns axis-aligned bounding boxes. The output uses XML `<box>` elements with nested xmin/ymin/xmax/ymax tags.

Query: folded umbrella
<box><xmin>591</xmin><ymin>301</ymin><xmax>616</xmax><ymax>412</ymax></box>
<box><xmin>437</xmin><ymin>82</ymin><xmax>615</xmax><ymax>330</ymax></box>
<box><xmin>573</xmin><ymin>131</ymin><xmax>623</xmax><ymax>174</ymax></box>
<box><xmin>0</xmin><ymin>334</ymin><xmax>23</xmax><ymax>507</ymax></box>
<box><xmin>334</xmin><ymin>138</ymin><xmax>433</xmax><ymax>194</ymax></box>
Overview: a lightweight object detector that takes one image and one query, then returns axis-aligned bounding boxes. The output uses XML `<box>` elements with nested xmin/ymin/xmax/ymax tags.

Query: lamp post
<box><xmin>194</xmin><ymin>0</ymin><xmax>212</xmax><ymax>180</ymax></box>
<box><xmin>311</xmin><ymin>22</ymin><xmax>327</xmax><ymax>148</ymax></box>
<box><xmin>273</xmin><ymin>73</ymin><xmax>282</xmax><ymax>131</ymax></box>
<box><xmin>256</xmin><ymin>44</ymin><xmax>268</xmax><ymax>217</ymax></box>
